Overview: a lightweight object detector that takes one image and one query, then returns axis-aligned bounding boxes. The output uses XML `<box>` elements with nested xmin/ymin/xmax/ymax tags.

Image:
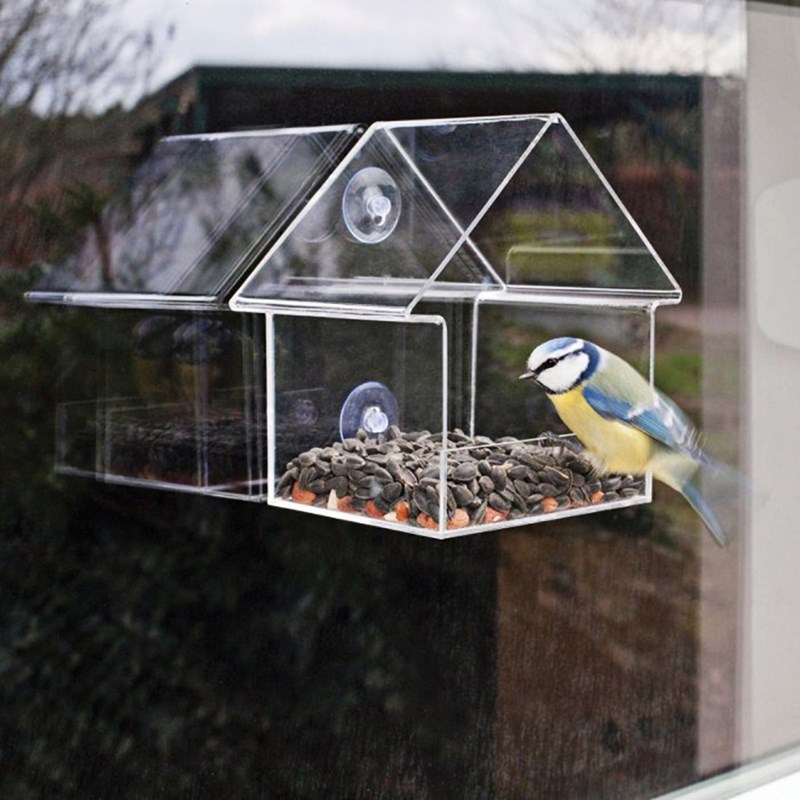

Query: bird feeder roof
<box><xmin>28</xmin><ymin>114</ymin><xmax>681</xmax><ymax>313</ymax></box>
<box><xmin>230</xmin><ymin>113</ymin><xmax>681</xmax><ymax>315</ymax></box>
<box><xmin>27</xmin><ymin>124</ymin><xmax>360</xmax><ymax>310</ymax></box>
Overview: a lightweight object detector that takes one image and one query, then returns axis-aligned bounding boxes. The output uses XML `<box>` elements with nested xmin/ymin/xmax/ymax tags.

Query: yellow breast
<box><xmin>549</xmin><ymin>388</ymin><xmax>654</xmax><ymax>475</ymax></box>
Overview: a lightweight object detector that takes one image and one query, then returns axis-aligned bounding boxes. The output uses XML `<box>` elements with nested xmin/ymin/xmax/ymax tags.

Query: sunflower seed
<box><xmin>508</xmin><ymin>465</ymin><xmax>529</xmax><ymax>481</ymax></box>
<box><xmin>491</xmin><ymin>466</ymin><xmax>507</xmax><ymax>491</ymax></box>
<box><xmin>451</xmin><ymin>484</ymin><xmax>474</xmax><ymax>506</ymax></box>
<box><xmin>517</xmin><ymin>451</ymin><xmax>544</xmax><ymax>469</ymax></box>
<box><xmin>446</xmin><ymin>487</ymin><xmax>457</xmax><ymax>513</ymax></box>
<box><xmin>542</xmin><ymin>465</ymin><xmax>571</xmax><ymax>490</ymax></box>
<box><xmin>298</xmin><ymin>451</ymin><xmax>318</xmax><ymax>467</ymax></box>
<box><xmin>513</xmin><ymin>479</ymin><xmax>532</xmax><ymax>498</ymax></box>
<box><xmin>385</xmin><ymin>457</ymin><xmax>402</xmax><ymax>477</ymax></box>
<box><xmin>478</xmin><ymin>475</ymin><xmax>495</xmax><ymax>495</ymax></box>
<box><xmin>386</xmin><ymin>425</ymin><xmax>402</xmax><ymax>440</ymax></box>
<box><xmin>325</xmin><ymin>476</ymin><xmax>349</xmax><ymax>497</ymax></box>
<box><xmin>276</xmin><ymin>470</ymin><xmax>296</xmax><ymax>495</ymax></box>
<box><xmin>453</xmin><ymin>462</ymin><xmax>479</xmax><ymax>482</ymax></box>
<box><xmin>382</xmin><ymin>481</ymin><xmax>403</xmax><ymax>502</ymax></box>
<box><xmin>397</xmin><ymin>467</ymin><xmax>418</xmax><ymax>486</ymax></box>
<box><xmin>569</xmin><ymin>488</ymin><xmax>587</xmax><ymax>506</ymax></box>
<box><xmin>509</xmin><ymin>488</ymin><xmax>527</xmax><ymax>512</ymax></box>
<box><xmin>368</xmin><ymin>466</ymin><xmax>389</xmax><ymax>483</ymax></box>
<box><xmin>412</xmin><ymin>488</ymin><xmax>429</xmax><ymax>516</ymax></box>
<box><xmin>488</xmin><ymin>492</ymin><xmax>510</xmax><ymax>512</ymax></box>
<box><xmin>298</xmin><ymin>466</ymin><xmax>315</xmax><ymax>489</ymax></box>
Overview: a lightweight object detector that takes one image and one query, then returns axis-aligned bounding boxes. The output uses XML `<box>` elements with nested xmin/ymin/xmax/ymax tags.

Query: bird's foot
<box><xmin>537</xmin><ymin>430</ymin><xmax>584</xmax><ymax>456</ymax></box>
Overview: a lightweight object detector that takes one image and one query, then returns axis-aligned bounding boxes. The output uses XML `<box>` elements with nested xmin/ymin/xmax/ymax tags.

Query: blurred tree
<box><xmin>0</xmin><ymin>0</ymin><xmax>169</xmax><ymax>268</ymax></box>
<box><xmin>522</xmin><ymin>0</ymin><xmax>741</xmax><ymax>75</ymax></box>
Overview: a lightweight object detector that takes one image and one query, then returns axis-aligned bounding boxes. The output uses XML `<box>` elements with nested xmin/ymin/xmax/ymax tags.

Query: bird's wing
<box><xmin>582</xmin><ymin>384</ymin><xmax>702</xmax><ymax>458</ymax></box>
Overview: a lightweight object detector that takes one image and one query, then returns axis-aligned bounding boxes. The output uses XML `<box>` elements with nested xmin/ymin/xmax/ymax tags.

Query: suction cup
<box><xmin>339</xmin><ymin>381</ymin><xmax>399</xmax><ymax>440</ymax></box>
<box><xmin>342</xmin><ymin>167</ymin><xmax>401</xmax><ymax>244</ymax></box>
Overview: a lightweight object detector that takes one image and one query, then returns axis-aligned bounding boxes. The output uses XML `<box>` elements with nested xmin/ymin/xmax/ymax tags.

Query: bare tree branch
<box><xmin>0</xmin><ymin>0</ymin><xmax>170</xmax><ymax>269</ymax></box>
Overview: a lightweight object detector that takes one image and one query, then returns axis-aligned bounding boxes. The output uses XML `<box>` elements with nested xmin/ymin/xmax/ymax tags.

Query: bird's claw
<box><xmin>538</xmin><ymin>430</ymin><xmax>583</xmax><ymax>456</ymax></box>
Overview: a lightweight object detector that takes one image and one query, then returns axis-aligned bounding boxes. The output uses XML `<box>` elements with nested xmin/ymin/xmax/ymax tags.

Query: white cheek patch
<box><xmin>540</xmin><ymin>352</ymin><xmax>589</xmax><ymax>393</ymax></box>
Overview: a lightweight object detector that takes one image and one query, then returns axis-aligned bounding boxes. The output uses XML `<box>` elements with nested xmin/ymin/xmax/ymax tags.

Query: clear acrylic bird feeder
<box><xmin>229</xmin><ymin>113</ymin><xmax>682</xmax><ymax>537</ymax></box>
<box><xmin>30</xmin><ymin>113</ymin><xmax>681</xmax><ymax>537</ymax></box>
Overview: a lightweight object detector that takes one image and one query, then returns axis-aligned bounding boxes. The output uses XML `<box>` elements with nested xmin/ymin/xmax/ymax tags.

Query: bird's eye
<box><xmin>543</xmin><ymin>358</ymin><xmax>558</xmax><ymax>371</ymax></box>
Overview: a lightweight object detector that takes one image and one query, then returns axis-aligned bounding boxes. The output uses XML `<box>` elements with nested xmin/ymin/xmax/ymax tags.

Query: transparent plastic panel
<box><xmin>31</xmin><ymin>127</ymin><xmax>358</xmax><ymax>305</ymax></box>
<box><xmin>232</xmin><ymin>114</ymin><xmax>678</xmax><ymax>314</ymax></box>
<box><xmin>270</xmin><ymin>313</ymin><xmax>454</xmax><ymax>535</ymax></box>
<box><xmin>473</xmin><ymin>301</ymin><xmax>653</xmax><ymax>440</ymax></box>
<box><xmin>380</xmin><ymin>299</ymin><xmax>652</xmax><ymax>537</ymax></box>
<box><xmin>57</xmin><ymin>400</ymin><xmax>103</xmax><ymax>477</ymax></box>
<box><xmin>466</xmin><ymin>299</ymin><xmax>653</xmax><ymax>531</ymax></box>
<box><xmin>56</xmin><ymin>309</ymin><xmax>266</xmax><ymax>498</ymax></box>
<box><xmin>468</xmin><ymin>119</ymin><xmax>680</xmax><ymax>296</ymax></box>
<box><xmin>232</xmin><ymin>127</ymin><xmax>502</xmax><ymax>311</ymax></box>
<box><xmin>269</xmin><ymin>300</ymin><xmax>655</xmax><ymax>538</ymax></box>
<box><xmin>387</xmin><ymin>115</ymin><xmax>551</xmax><ymax>229</ymax></box>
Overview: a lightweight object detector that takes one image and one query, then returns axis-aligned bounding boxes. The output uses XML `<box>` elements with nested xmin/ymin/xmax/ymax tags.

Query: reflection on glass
<box><xmin>468</xmin><ymin>121</ymin><xmax>674</xmax><ymax>291</ymax></box>
<box><xmin>34</xmin><ymin>127</ymin><xmax>358</xmax><ymax>303</ymax></box>
<box><xmin>57</xmin><ymin>309</ymin><xmax>266</xmax><ymax>496</ymax></box>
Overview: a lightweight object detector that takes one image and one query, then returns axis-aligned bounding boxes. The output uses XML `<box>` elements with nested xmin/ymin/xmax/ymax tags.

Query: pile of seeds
<box><xmin>277</xmin><ymin>426</ymin><xmax>645</xmax><ymax>530</ymax></box>
<box><xmin>106</xmin><ymin>414</ymin><xmax>256</xmax><ymax>487</ymax></box>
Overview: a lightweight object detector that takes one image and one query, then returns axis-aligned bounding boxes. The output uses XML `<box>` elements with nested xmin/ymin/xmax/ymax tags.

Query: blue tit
<box><xmin>520</xmin><ymin>336</ymin><xmax>729</xmax><ymax>546</ymax></box>
<box><xmin>172</xmin><ymin>318</ymin><xmax>236</xmax><ymax>406</ymax></box>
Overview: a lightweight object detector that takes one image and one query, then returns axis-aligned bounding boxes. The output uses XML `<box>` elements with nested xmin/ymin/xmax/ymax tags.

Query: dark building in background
<box><xmin>134</xmin><ymin>64</ymin><xmax>699</xmax><ymax>136</ymax></box>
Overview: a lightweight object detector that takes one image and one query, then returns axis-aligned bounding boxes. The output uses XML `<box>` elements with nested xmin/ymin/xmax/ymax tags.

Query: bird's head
<box><xmin>519</xmin><ymin>337</ymin><xmax>603</xmax><ymax>395</ymax></box>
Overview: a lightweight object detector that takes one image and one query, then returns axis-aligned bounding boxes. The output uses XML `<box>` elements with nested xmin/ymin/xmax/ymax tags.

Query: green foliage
<box><xmin>0</xmin><ymin>268</ymin><xmax>81</xmax><ymax>536</ymax></box>
<box><xmin>28</xmin><ymin>182</ymin><xmax>112</xmax><ymax>263</ymax></box>
<box><xmin>654</xmin><ymin>350</ymin><xmax>702</xmax><ymax>399</ymax></box>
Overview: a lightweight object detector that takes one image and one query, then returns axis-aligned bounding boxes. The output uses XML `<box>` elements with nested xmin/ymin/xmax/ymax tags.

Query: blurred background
<box><xmin>1</xmin><ymin>0</ymin><xmax>797</xmax><ymax>797</ymax></box>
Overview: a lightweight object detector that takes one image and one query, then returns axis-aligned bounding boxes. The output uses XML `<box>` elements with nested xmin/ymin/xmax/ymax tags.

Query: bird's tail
<box><xmin>653</xmin><ymin>447</ymin><xmax>746</xmax><ymax>546</ymax></box>
<box><xmin>681</xmin><ymin>478</ymin><xmax>728</xmax><ymax>547</ymax></box>
<box><xmin>680</xmin><ymin>456</ymin><xmax>754</xmax><ymax>547</ymax></box>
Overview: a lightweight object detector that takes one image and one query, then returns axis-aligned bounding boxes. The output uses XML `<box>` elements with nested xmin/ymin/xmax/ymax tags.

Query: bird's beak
<box><xmin>518</xmin><ymin>370</ymin><xmax>536</xmax><ymax>382</ymax></box>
